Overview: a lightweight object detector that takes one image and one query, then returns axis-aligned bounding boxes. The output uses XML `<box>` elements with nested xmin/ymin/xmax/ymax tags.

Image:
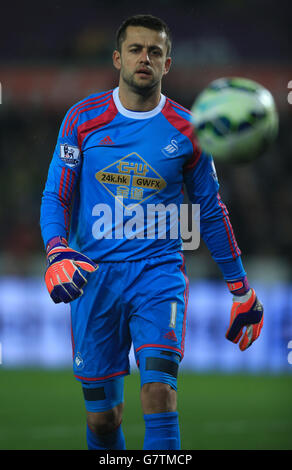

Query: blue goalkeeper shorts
<box><xmin>70</xmin><ymin>252</ymin><xmax>189</xmax><ymax>383</ymax></box>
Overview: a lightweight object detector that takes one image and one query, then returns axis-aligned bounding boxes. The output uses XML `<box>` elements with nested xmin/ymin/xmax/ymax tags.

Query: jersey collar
<box><xmin>113</xmin><ymin>87</ymin><xmax>166</xmax><ymax>120</ymax></box>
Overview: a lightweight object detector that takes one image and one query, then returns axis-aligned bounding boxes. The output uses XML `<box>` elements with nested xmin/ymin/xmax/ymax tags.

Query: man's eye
<box><xmin>151</xmin><ymin>50</ymin><xmax>162</xmax><ymax>56</ymax></box>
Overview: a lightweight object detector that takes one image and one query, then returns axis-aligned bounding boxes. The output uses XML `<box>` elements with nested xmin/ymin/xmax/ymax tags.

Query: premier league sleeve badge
<box><xmin>60</xmin><ymin>143</ymin><xmax>81</xmax><ymax>167</ymax></box>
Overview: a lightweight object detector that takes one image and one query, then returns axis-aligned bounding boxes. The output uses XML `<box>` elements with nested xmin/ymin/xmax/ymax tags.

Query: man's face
<box><xmin>113</xmin><ymin>26</ymin><xmax>171</xmax><ymax>94</ymax></box>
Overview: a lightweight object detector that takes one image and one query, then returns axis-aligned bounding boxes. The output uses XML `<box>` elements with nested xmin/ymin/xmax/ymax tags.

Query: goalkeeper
<box><xmin>40</xmin><ymin>14</ymin><xmax>263</xmax><ymax>450</ymax></box>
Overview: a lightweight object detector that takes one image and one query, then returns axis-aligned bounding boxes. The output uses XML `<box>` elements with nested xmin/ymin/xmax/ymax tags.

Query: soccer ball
<box><xmin>191</xmin><ymin>77</ymin><xmax>279</xmax><ymax>164</ymax></box>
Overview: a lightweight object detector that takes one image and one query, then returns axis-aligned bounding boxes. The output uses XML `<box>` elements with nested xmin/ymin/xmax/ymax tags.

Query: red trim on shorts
<box><xmin>135</xmin><ymin>344</ymin><xmax>182</xmax><ymax>356</ymax></box>
<box><xmin>74</xmin><ymin>370</ymin><xmax>129</xmax><ymax>382</ymax></box>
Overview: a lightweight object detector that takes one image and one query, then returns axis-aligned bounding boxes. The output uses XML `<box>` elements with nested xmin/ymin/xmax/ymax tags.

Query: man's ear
<box><xmin>113</xmin><ymin>50</ymin><xmax>121</xmax><ymax>71</ymax></box>
<box><xmin>163</xmin><ymin>56</ymin><xmax>172</xmax><ymax>76</ymax></box>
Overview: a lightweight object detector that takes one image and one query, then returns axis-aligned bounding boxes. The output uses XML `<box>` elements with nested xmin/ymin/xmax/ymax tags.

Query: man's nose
<box><xmin>140</xmin><ymin>49</ymin><xmax>150</xmax><ymax>63</ymax></box>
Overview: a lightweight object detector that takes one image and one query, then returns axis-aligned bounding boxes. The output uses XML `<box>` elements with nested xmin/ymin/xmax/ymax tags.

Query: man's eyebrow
<box><xmin>127</xmin><ymin>43</ymin><xmax>163</xmax><ymax>51</ymax></box>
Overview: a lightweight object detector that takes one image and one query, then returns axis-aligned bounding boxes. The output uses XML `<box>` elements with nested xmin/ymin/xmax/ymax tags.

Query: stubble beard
<box><xmin>121</xmin><ymin>69</ymin><xmax>160</xmax><ymax>98</ymax></box>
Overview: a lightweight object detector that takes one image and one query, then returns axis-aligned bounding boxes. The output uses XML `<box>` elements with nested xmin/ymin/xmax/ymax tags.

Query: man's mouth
<box><xmin>136</xmin><ymin>68</ymin><xmax>152</xmax><ymax>76</ymax></box>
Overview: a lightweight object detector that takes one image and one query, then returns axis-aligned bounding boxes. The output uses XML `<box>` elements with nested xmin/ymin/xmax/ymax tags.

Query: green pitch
<box><xmin>0</xmin><ymin>369</ymin><xmax>291</xmax><ymax>450</ymax></box>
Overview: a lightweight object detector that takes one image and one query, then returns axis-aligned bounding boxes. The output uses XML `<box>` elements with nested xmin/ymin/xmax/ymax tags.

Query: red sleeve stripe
<box><xmin>217</xmin><ymin>194</ymin><xmax>241</xmax><ymax>259</ymax></box>
<box><xmin>77</xmin><ymin>95</ymin><xmax>118</xmax><ymax>149</ymax></box>
<box><xmin>58</xmin><ymin>167</ymin><xmax>69</xmax><ymax>234</ymax></box>
<box><xmin>62</xmin><ymin>90</ymin><xmax>113</xmax><ymax>138</ymax></box>
<box><xmin>216</xmin><ymin>193</ymin><xmax>228</xmax><ymax>216</ymax></box>
<box><xmin>226</xmin><ymin>216</ymin><xmax>241</xmax><ymax>257</ymax></box>
<box><xmin>58</xmin><ymin>167</ymin><xmax>76</xmax><ymax>236</ymax></box>
<box><xmin>64</xmin><ymin>169</ymin><xmax>75</xmax><ymax>234</ymax></box>
<box><xmin>58</xmin><ymin>167</ymin><xmax>75</xmax><ymax>202</ymax></box>
<box><xmin>68</xmin><ymin>170</ymin><xmax>75</xmax><ymax>202</ymax></box>
<box><xmin>223</xmin><ymin>217</ymin><xmax>236</xmax><ymax>259</ymax></box>
<box><xmin>58</xmin><ymin>167</ymin><xmax>66</xmax><ymax>200</ymax></box>
<box><xmin>64</xmin><ymin>167</ymin><xmax>72</xmax><ymax>201</ymax></box>
<box><xmin>67</xmin><ymin>98</ymin><xmax>112</xmax><ymax>138</ymax></box>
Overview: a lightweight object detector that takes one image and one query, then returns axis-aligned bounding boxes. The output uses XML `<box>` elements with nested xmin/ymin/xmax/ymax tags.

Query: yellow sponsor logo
<box><xmin>96</xmin><ymin>171</ymin><xmax>131</xmax><ymax>185</ymax></box>
<box><xmin>116</xmin><ymin>161</ymin><xmax>149</xmax><ymax>176</ymax></box>
<box><xmin>95</xmin><ymin>152</ymin><xmax>166</xmax><ymax>208</ymax></box>
<box><xmin>132</xmin><ymin>175</ymin><xmax>166</xmax><ymax>190</ymax></box>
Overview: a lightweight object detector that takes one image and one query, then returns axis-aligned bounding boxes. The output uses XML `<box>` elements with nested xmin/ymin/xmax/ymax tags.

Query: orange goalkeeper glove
<box><xmin>45</xmin><ymin>236</ymin><xmax>98</xmax><ymax>304</ymax></box>
<box><xmin>226</xmin><ymin>279</ymin><xmax>264</xmax><ymax>351</ymax></box>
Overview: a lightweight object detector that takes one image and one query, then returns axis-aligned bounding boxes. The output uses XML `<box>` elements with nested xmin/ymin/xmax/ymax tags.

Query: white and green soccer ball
<box><xmin>191</xmin><ymin>77</ymin><xmax>279</xmax><ymax>164</ymax></box>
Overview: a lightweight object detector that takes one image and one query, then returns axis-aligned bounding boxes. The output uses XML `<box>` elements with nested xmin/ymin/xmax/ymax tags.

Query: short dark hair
<box><xmin>116</xmin><ymin>14</ymin><xmax>172</xmax><ymax>56</ymax></box>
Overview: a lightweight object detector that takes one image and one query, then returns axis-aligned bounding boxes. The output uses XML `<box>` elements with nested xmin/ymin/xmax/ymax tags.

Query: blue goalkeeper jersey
<box><xmin>40</xmin><ymin>87</ymin><xmax>245</xmax><ymax>279</ymax></box>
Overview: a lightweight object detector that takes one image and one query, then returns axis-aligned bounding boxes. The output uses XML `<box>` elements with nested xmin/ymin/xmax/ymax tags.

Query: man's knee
<box><xmin>82</xmin><ymin>377</ymin><xmax>124</xmax><ymax>435</ymax></box>
<box><xmin>87</xmin><ymin>403</ymin><xmax>123</xmax><ymax>435</ymax></box>
<box><xmin>141</xmin><ymin>382</ymin><xmax>177</xmax><ymax>414</ymax></box>
<box><xmin>137</xmin><ymin>348</ymin><xmax>179</xmax><ymax>413</ymax></box>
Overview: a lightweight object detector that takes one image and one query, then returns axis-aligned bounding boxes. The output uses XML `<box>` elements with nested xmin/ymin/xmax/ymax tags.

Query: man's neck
<box><xmin>118</xmin><ymin>82</ymin><xmax>161</xmax><ymax>112</ymax></box>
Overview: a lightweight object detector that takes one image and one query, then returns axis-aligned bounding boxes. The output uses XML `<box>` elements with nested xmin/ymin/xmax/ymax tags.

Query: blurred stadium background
<box><xmin>0</xmin><ymin>0</ymin><xmax>292</xmax><ymax>450</ymax></box>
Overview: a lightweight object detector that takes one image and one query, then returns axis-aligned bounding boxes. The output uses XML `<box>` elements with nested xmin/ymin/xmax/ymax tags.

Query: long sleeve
<box><xmin>183</xmin><ymin>151</ymin><xmax>246</xmax><ymax>280</ymax></box>
<box><xmin>40</xmin><ymin>107</ymin><xmax>82</xmax><ymax>248</ymax></box>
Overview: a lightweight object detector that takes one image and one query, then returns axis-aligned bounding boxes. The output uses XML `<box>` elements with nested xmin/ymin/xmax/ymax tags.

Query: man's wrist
<box><xmin>226</xmin><ymin>275</ymin><xmax>250</xmax><ymax>296</ymax></box>
<box><xmin>46</xmin><ymin>236</ymin><xmax>68</xmax><ymax>254</ymax></box>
